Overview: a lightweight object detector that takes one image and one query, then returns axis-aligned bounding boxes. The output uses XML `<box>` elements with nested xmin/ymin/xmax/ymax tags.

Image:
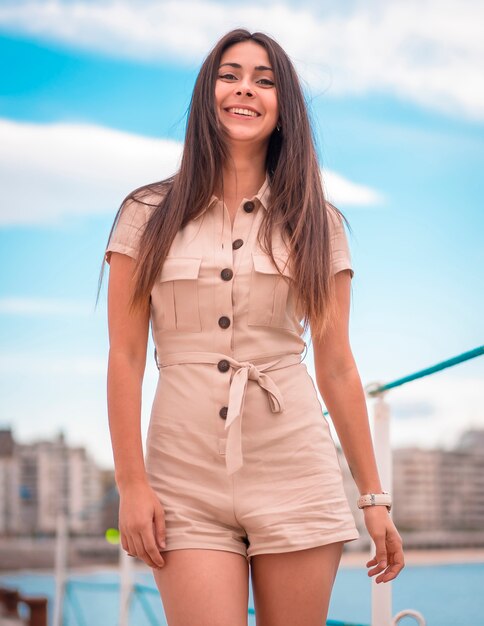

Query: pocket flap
<box><xmin>252</xmin><ymin>252</ymin><xmax>291</xmax><ymax>277</ymax></box>
<box><xmin>160</xmin><ymin>257</ymin><xmax>202</xmax><ymax>282</ymax></box>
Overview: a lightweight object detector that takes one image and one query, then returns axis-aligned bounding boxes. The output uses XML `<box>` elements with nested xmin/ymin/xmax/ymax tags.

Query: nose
<box><xmin>235</xmin><ymin>87</ymin><xmax>254</xmax><ymax>97</ymax></box>
<box><xmin>235</xmin><ymin>78</ymin><xmax>254</xmax><ymax>97</ymax></box>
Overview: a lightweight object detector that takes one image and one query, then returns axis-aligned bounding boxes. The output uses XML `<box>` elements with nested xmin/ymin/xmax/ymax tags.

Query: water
<box><xmin>1</xmin><ymin>561</ymin><xmax>483</xmax><ymax>626</ymax></box>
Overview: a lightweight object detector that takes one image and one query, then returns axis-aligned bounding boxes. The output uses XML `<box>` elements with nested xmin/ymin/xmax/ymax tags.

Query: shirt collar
<box><xmin>193</xmin><ymin>173</ymin><xmax>271</xmax><ymax>220</ymax></box>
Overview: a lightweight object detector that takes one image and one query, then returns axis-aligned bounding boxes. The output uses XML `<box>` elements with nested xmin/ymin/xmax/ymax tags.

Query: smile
<box><xmin>224</xmin><ymin>107</ymin><xmax>261</xmax><ymax>118</ymax></box>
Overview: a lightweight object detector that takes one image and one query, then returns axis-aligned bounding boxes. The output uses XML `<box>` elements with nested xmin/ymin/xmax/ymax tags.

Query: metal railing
<box><xmin>361</xmin><ymin>345</ymin><xmax>483</xmax><ymax>626</ymax></box>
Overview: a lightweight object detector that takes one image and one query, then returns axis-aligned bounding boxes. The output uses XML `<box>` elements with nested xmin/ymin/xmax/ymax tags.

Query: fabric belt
<box><xmin>154</xmin><ymin>350</ymin><xmax>303</xmax><ymax>476</ymax></box>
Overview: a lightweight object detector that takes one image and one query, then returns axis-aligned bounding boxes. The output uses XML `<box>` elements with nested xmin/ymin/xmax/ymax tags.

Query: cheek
<box><xmin>268</xmin><ymin>96</ymin><xmax>278</xmax><ymax>121</ymax></box>
<box><xmin>214</xmin><ymin>83</ymin><xmax>228</xmax><ymax>107</ymax></box>
<box><xmin>264</xmin><ymin>91</ymin><xmax>278</xmax><ymax>115</ymax></box>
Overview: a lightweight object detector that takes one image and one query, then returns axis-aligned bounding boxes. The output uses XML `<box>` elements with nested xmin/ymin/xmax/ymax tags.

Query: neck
<box><xmin>215</xmin><ymin>148</ymin><xmax>267</xmax><ymax>200</ymax></box>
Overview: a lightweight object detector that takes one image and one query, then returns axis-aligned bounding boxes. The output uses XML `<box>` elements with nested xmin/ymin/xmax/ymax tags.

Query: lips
<box><xmin>224</xmin><ymin>106</ymin><xmax>261</xmax><ymax>117</ymax></box>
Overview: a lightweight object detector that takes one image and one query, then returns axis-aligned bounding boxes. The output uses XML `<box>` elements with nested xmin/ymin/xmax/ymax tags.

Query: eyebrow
<box><xmin>218</xmin><ymin>62</ymin><xmax>273</xmax><ymax>72</ymax></box>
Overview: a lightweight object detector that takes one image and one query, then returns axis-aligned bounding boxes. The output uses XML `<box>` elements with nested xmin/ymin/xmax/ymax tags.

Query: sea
<box><xmin>1</xmin><ymin>561</ymin><xmax>483</xmax><ymax>626</ymax></box>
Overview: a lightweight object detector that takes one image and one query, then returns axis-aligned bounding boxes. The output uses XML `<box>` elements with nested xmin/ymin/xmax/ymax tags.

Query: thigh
<box><xmin>250</xmin><ymin>542</ymin><xmax>344</xmax><ymax>626</ymax></box>
<box><xmin>152</xmin><ymin>548</ymin><xmax>250</xmax><ymax>626</ymax></box>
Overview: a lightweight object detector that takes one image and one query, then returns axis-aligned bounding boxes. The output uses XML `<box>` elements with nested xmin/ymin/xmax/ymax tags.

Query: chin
<box><xmin>227</xmin><ymin>129</ymin><xmax>269</xmax><ymax>141</ymax></box>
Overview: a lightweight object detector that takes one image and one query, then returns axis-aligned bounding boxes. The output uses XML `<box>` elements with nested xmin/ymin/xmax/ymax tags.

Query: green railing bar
<box><xmin>133</xmin><ymin>584</ymin><xmax>160</xmax><ymax>626</ymax></box>
<box><xmin>327</xmin><ymin>622</ymin><xmax>367</xmax><ymax>626</ymax></box>
<box><xmin>65</xmin><ymin>581</ymin><xmax>88</xmax><ymax>626</ymax></box>
<box><xmin>365</xmin><ymin>345</ymin><xmax>483</xmax><ymax>396</ymax></box>
<box><xmin>326</xmin><ymin>621</ymin><xmax>368</xmax><ymax>626</ymax></box>
<box><xmin>64</xmin><ymin>580</ymin><xmax>367</xmax><ymax>626</ymax></box>
<box><xmin>249</xmin><ymin>606</ymin><xmax>366</xmax><ymax>625</ymax></box>
<box><xmin>133</xmin><ymin>582</ymin><xmax>162</xmax><ymax>596</ymax></box>
<box><xmin>67</xmin><ymin>580</ymin><xmax>119</xmax><ymax>591</ymax></box>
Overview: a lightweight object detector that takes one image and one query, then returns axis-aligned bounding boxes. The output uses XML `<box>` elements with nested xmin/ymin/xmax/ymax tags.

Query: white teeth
<box><xmin>227</xmin><ymin>107</ymin><xmax>259</xmax><ymax>117</ymax></box>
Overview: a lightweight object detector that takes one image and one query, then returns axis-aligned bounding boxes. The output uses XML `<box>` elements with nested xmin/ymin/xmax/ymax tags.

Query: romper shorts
<box><xmin>144</xmin><ymin>352</ymin><xmax>360</xmax><ymax>562</ymax></box>
<box><xmin>106</xmin><ymin>174</ymin><xmax>361</xmax><ymax>562</ymax></box>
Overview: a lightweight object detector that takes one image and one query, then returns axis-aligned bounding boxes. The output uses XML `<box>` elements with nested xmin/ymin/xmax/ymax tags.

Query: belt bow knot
<box><xmin>225</xmin><ymin>358</ymin><xmax>286</xmax><ymax>475</ymax></box>
<box><xmin>154</xmin><ymin>350</ymin><xmax>302</xmax><ymax>476</ymax></box>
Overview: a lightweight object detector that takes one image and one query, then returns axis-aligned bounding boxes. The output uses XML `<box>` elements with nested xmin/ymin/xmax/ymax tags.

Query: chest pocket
<box><xmin>247</xmin><ymin>251</ymin><xmax>293</xmax><ymax>329</ymax></box>
<box><xmin>158</xmin><ymin>257</ymin><xmax>202</xmax><ymax>332</ymax></box>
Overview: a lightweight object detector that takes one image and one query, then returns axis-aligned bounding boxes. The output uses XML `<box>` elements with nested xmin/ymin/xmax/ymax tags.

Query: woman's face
<box><xmin>215</xmin><ymin>40</ymin><xmax>278</xmax><ymax>146</ymax></box>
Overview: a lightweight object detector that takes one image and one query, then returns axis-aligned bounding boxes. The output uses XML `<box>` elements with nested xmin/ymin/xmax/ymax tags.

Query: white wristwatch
<box><xmin>357</xmin><ymin>491</ymin><xmax>392</xmax><ymax>512</ymax></box>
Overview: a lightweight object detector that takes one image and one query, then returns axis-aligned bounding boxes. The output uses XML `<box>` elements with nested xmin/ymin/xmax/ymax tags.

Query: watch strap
<box><xmin>357</xmin><ymin>491</ymin><xmax>392</xmax><ymax>512</ymax></box>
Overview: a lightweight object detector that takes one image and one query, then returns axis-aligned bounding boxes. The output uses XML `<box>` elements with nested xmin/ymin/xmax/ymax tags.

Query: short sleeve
<box><xmin>104</xmin><ymin>198</ymin><xmax>150</xmax><ymax>265</ymax></box>
<box><xmin>327</xmin><ymin>208</ymin><xmax>354</xmax><ymax>278</ymax></box>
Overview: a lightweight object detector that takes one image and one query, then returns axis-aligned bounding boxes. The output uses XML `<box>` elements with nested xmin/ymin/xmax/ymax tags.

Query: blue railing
<box><xmin>61</xmin><ymin>578</ymin><xmax>367</xmax><ymax>626</ymax></box>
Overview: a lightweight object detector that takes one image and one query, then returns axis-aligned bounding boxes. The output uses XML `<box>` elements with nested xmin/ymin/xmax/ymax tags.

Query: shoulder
<box><xmin>324</xmin><ymin>200</ymin><xmax>344</xmax><ymax>222</ymax></box>
<box><xmin>324</xmin><ymin>201</ymin><xmax>347</xmax><ymax>237</ymax></box>
<box><xmin>323</xmin><ymin>202</ymin><xmax>354</xmax><ymax>277</ymax></box>
<box><xmin>105</xmin><ymin>180</ymin><xmax>172</xmax><ymax>263</ymax></box>
<box><xmin>119</xmin><ymin>179</ymin><xmax>172</xmax><ymax>225</ymax></box>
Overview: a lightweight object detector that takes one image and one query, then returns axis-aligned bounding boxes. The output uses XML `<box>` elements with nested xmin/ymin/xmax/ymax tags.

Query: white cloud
<box><xmin>323</xmin><ymin>170</ymin><xmax>384</xmax><ymax>207</ymax></box>
<box><xmin>0</xmin><ymin>118</ymin><xmax>382</xmax><ymax>225</ymax></box>
<box><xmin>0</xmin><ymin>118</ymin><xmax>183</xmax><ymax>225</ymax></box>
<box><xmin>0</xmin><ymin>0</ymin><xmax>482</xmax><ymax>119</ymax></box>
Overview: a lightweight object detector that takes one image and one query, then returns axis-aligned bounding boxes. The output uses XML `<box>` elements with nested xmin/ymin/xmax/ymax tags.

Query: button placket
<box><xmin>230</xmin><ymin>199</ymin><xmax>260</xmax><ymax>278</ymax></box>
<box><xmin>216</xmin><ymin>197</ymin><xmax>260</xmax><ymax>445</ymax></box>
<box><xmin>214</xmin><ymin>203</ymin><xmax>236</xmax><ymax>443</ymax></box>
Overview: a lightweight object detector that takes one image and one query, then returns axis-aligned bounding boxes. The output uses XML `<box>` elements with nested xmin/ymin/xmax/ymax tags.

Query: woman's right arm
<box><xmin>107</xmin><ymin>251</ymin><xmax>166</xmax><ymax>569</ymax></box>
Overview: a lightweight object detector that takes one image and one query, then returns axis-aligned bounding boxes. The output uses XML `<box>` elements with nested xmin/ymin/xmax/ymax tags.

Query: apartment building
<box><xmin>0</xmin><ymin>429</ymin><xmax>105</xmax><ymax>535</ymax></box>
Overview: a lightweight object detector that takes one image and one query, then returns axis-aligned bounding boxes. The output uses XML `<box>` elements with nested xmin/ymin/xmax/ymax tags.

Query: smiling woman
<box><xmin>212</xmin><ymin>40</ymin><xmax>280</xmax><ymax>202</ymax></box>
<box><xmin>98</xmin><ymin>27</ymin><xmax>404</xmax><ymax>626</ymax></box>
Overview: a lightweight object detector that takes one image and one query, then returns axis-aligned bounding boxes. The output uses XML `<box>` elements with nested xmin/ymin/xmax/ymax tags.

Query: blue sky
<box><xmin>0</xmin><ymin>0</ymin><xmax>483</xmax><ymax>469</ymax></box>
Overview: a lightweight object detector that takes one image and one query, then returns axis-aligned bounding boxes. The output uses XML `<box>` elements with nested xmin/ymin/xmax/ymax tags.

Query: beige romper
<box><xmin>105</xmin><ymin>174</ymin><xmax>360</xmax><ymax>562</ymax></box>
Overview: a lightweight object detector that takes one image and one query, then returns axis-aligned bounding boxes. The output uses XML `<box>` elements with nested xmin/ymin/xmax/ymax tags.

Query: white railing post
<box><xmin>371</xmin><ymin>393</ymin><xmax>393</xmax><ymax>626</ymax></box>
<box><xmin>52</xmin><ymin>512</ymin><xmax>67</xmax><ymax>626</ymax></box>
<box><xmin>119</xmin><ymin>540</ymin><xmax>133</xmax><ymax>626</ymax></box>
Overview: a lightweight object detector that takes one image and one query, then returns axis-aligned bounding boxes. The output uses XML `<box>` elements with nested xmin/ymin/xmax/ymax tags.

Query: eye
<box><xmin>258</xmin><ymin>78</ymin><xmax>274</xmax><ymax>86</ymax></box>
<box><xmin>218</xmin><ymin>73</ymin><xmax>236</xmax><ymax>80</ymax></box>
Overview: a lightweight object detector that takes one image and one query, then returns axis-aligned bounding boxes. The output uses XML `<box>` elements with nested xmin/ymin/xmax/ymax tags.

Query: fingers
<box><xmin>153</xmin><ymin>506</ymin><xmax>167</xmax><ymax>550</ymax></box>
<box><xmin>376</xmin><ymin>533</ymin><xmax>405</xmax><ymax>583</ymax></box>
<box><xmin>133</xmin><ymin>532</ymin><xmax>165</xmax><ymax>570</ymax></box>
<box><xmin>142</xmin><ymin>532</ymin><xmax>166</xmax><ymax>570</ymax></box>
<box><xmin>366</xmin><ymin>533</ymin><xmax>388</xmax><ymax>579</ymax></box>
<box><xmin>121</xmin><ymin>525</ymin><xmax>166</xmax><ymax>569</ymax></box>
<box><xmin>126</xmin><ymin>535</ymin><xmax>137</xmax><ymax>560</ymax></box>
<box><xmin>121</xmin><ymin>533</ymin><xmax>129</xmax><ymax>555</ymax></box>
<box><xmin>367</xmin><ymin>532</ymin><xmax>405</xmax><ymax>583</ymax></box>
<box><xmin>374</xmin><ymin>549</ymin><xmax>405</xmax><ymax>583</ymax></box>
<box><xmin>119</xmin><ymin>494</ymin><xmax>167</xmax><ymax>569</ymax></box>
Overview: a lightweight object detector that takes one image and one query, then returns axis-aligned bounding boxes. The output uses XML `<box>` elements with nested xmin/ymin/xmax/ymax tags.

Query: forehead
<box><xmin>219</xmin><ymin>40</ymin><xmax>271</xmax><ymax>67</ymax></box>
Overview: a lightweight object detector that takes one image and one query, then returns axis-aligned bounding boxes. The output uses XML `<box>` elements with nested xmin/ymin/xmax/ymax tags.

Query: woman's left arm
<box><xmin>312</xmin><ymin>269</ymin><xmax>405</xmax><ymax>584</ymax></box>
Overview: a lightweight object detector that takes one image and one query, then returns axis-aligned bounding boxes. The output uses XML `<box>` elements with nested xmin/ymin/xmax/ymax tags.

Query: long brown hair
<box><xmin>96</xmin><ymin>28</ymin><xmax>352</xmax><ymax>341</ymax></box>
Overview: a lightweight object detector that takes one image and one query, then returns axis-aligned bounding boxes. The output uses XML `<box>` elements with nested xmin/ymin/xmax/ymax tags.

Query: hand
<box><xmin>118</xmin><ymin>480</ymin><xmax>166</xmax><ymax>570</ymax></box>
<box><xmin>363</xmin><ymin>506</ymin><xmax>405</xmax><ymax>583</ymax></box>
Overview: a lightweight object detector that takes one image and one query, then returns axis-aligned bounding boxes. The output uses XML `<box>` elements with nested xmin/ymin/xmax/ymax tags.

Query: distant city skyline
<box><xmin>0</xmin><ymin>1</ymin><xmax>483</xmax><ymax>469</ymax></box>
<box><xmin>2</xmin><ymin>425</ymin><xmax>483</xmax><ymax>551</ymax></box>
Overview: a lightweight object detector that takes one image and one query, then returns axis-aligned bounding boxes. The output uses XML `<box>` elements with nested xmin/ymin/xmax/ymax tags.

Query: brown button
<box><xmin>218</xmin><ymin>316</ymin><xmax>231</xmax><ymax>329</ymax></box>
<box><xmin>243</xmin><ymin>201</ymin><xmax>255</xmax><ymax>213</ymax></box>
<box><xmin>221</xmin><ymin>268</ymin><xmax>233</xmax><ymax>281</ymax></box>
<box><xmin>217</xmin><ymin>359</ymin><xmax>230</xmax><ymax>372</ymax></box>
<box><xmin>232</xmin><ymin>239</ymin><xmax>244</xmax><ymax>250</ymax></box>
<box><xmin>219</xmin><ymin>406</ymin><xmax>228</xmax><ymax>420</ymax></box>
